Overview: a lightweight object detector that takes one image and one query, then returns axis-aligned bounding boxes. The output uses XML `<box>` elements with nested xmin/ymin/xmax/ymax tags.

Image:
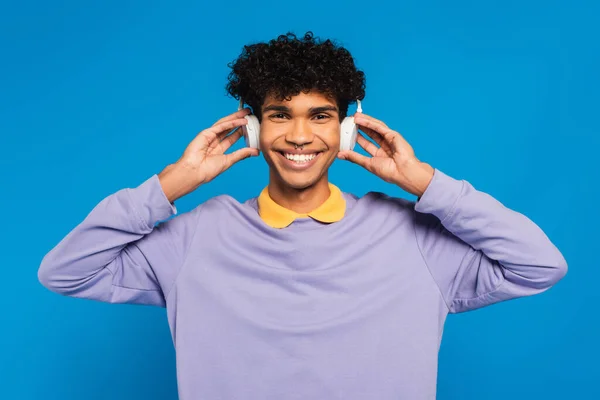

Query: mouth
<box><xmin>276</xmin><ymin>151</ymin><xmax>323</xmax><ymax>171</ymax></box>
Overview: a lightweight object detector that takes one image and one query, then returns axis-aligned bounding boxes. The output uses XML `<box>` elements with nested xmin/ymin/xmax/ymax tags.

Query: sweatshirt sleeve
<box><xmin>38</xmin><ymin>174</ymin><xmax>199</xmax><ymax>307</ymax></box>
<box><xmin>413</xmin><ymin>169</ymin><xmax>568</xmax><ymax>314</ymax></box>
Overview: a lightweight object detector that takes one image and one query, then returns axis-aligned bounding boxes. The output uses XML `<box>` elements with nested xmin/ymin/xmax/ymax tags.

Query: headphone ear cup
<box><xmin>339</xmin><ymin>116</ymin><xmax>358</xmax><ymax>151</ymax></box>
<box><xmin>242</xmin><ymin>115</ymin><xmax>261</xmax><ymax>149</ymax></box>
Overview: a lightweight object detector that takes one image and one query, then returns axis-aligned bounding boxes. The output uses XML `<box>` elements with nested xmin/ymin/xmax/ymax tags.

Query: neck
<box><xmin>267</xmin><ymin>173</ymin><xmax>331</xmax><ymax>214</ymax></box>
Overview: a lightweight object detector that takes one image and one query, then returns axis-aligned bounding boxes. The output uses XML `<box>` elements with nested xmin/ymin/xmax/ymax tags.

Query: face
<box><xmin>259</xmin><ymin>91</ymin><xmax>341</xmax><ymax>191</ymax></box>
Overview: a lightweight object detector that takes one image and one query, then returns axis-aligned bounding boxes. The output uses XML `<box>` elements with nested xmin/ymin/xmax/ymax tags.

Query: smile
<box><xmin>277</xmin><ymin>151</ymin><xmax>322</xmax><ymax>170</ymax></box>
<box><xmin>283</xmin><ymin>153</ymin><xmax>318</xmax><ymax>162</ymax></box>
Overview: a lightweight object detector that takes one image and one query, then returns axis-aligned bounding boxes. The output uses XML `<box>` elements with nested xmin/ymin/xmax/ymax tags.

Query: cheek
<box><xmin>258</xmin><ymin>125</ymin><xmax>282</xmax><ymax>148</ymax></box>
<box><xmin>324</xmin><ymin>126</ymin><xmax>341</xmax><ymax>147</ymax></box>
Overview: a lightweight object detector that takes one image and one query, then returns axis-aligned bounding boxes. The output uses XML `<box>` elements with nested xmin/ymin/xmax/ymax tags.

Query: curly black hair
<box><xmin>225</xmin><ymin>31</ymin><xmax>366</xmax><ymax>122</ymax></box>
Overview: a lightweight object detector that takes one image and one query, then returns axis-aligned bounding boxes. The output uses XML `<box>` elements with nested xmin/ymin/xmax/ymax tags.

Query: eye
<box><xmin>313</xmin><ymin>114</ymin><xmax>331</xmax><ymax>121</ymax></box>
<box><xmin>271</xmin><ymin>113</ymin><xmax>287</xmax><ymax>119</ymax></box>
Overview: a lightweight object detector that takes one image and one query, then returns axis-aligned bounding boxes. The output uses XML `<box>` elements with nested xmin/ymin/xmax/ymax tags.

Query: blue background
<box><xmin>2</xmin><ymin>0</ymin><xmax>598</xmax><ymax>398</ymax></box>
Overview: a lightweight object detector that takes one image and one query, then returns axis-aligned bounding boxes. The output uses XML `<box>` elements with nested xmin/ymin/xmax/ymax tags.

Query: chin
<box><xmin>271</xmin><ymin>157</ymin><xmax>330</xmax><ymax>190</ymax></box>
<box><xmin>279</xmin><ymin>174</ymin><xmax>323</xmax><ymax>190</ymax></box>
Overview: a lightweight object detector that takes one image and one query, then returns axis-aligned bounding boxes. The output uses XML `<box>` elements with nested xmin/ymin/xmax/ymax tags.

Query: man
<box><xmin>38</xmin><ymin>32</ymin><xmax>567</xmax><ymax>399</ymax></box>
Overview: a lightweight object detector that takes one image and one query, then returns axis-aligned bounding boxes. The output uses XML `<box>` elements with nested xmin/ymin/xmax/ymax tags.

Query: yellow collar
<box><xmin>257</xmin><ymin>183</ymin><xmax>346</xmax><ymax>229</ymax></box>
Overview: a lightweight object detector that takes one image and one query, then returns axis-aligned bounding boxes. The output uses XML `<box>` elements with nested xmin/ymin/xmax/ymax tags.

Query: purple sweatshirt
<box><xmin>38</xmin><ymin>168</ymin><xmax>567</xmax><ymax>399</ymax></box>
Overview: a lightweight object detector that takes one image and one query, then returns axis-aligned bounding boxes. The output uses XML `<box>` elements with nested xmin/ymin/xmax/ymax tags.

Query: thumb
<box><xmin>338</xmin><ymin>150</ymin><xmax>372</xmax><ymax>171</ymax></box>
<box><xmin>224</xmin><ymin>147</ymin><xmax>260</xmax><ymax>169</ymax></box>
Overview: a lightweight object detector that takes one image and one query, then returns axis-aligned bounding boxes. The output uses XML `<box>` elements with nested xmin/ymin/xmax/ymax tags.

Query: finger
<box><xmin>354</xmin><ymin>116</ymin><xmax>409</xmax><ymax>147</ymax></box>
<box><xmin>217</xmin><ymin>127</ymin><xmax>243</xmax><ymax>153</ymax></box>
<box><xmin>337</xmin><ymin>150</ymin><xmax>373</xmax><ymax>171</ymax></box>
<box><xmin>205</xmin><ymin>127</ymin><xmax>239</xmax><ymax>153</ymax></box>
<box><xmin>359</xmin><ymin>125</ymin><xmax>386</xmax><ymax>146</ymax></box>
<box><xmin>212</xmin><ymin>108</ymin><xmax>251</xmax><ymax>127</ymax></box>
<box><xmin>358</xmin><ymin>127</ymin><xmax>393</xmax><ymax>156</ymax></box>
<box><xmin>190</xmin><ymin>118</ymin><xmax>248</xmax><ymax>150</ymax></box>
<box><xmin>356</xmin><ymin>134</ymin><xmax>379</xmax><ymax>157</ymax></box>
<box><xmin>354</xmin><ymin>112</ymin><xmax>388</xmax><ymax>128</ymax></box>
<box><xmin>223</xmin><ymin>147</ymin><xmax>260</xmax><ymax>169</ymax></box>
<box><xmin>214</xmin><ymin>116</ymin><xmax>252</xmax><ymax>141</ymax></box>
<box><xmin>354</xmin><ymin>116</ymin><xmax>394</xmax><ymax>140</ymax></box>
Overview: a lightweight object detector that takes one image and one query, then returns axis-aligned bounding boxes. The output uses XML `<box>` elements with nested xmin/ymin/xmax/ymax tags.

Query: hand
<box><xmin>337</xmin><ymin>112</ymin><xmax>435</xmax><ymax>197</ymax></box>
<box><xmin>158</xmin><ymin>109</ymin><xmax>260</xmax><ymax>202</ymax></box>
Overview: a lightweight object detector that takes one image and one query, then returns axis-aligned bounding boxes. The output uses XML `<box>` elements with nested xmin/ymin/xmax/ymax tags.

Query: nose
<box><xmin>285</xmin><ymin>119</ymin><xmax>314</xmax><ymax>147</ymax></box>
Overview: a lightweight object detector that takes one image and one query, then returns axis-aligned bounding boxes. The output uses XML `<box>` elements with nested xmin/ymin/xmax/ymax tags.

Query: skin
<box><xmin>259</xmin><ymin>91</ymin><xmax>341</xmax><ymax>213</ymax></box>
<box><xmin>157</xmin><ymin>90</ymin><xmax>435</xmax><ymax>212</ymax></box>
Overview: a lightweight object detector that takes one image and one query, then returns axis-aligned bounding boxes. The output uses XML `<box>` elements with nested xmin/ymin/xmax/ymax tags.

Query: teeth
<box><xmin>284</xmin><ymin>153</ymin><xmax>317</xmax><ymax>163</ymax></box>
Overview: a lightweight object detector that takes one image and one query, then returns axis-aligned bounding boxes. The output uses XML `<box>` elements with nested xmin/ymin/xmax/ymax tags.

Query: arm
<box><xmin>38</xmin><ymin>109</ymin><xmax>260</xmax><ymax>307</ymax></box>
<box><xmin>38</xmin><ymin>173</ymin><xmax>199</xmax><ymax>307</ymax></box>
<box><xmin>413</xmin><ymin>169</ymin><xmax>568</xmax><ymax>314</ymax></box>
<box><xmin>335</xmin><ymin>112</ymin><xmax>567</xmax><ymax>313</ymax></box>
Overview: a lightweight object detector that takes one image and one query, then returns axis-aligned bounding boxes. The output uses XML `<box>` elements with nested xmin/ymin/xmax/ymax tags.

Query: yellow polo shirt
<box><xmin>257</xmin><ymin>183</ymin><xmax>346</xmax><ymax>228</ymax></box>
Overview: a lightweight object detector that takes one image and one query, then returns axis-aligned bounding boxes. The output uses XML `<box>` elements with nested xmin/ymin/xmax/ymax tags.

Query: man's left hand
<box><xmin>337</xmin><ymin>112</ymin><xmax>435</xmax><ymax>198</ymax></box>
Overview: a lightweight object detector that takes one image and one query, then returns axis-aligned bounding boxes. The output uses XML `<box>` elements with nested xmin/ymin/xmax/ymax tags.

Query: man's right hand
<box><xmin>158</xmin><ymin>108</ymin><xmax>260</xmax><ymax>203</ymax></box>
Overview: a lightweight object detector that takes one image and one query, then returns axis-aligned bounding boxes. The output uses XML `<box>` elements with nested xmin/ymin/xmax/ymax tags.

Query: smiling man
<box><xmin>38</xmin><ymin>32</ymin><xmax>567</xmax><ymax>399</ymax></box>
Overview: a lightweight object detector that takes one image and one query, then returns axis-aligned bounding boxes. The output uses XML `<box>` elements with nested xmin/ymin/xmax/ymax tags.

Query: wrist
<box><xmin>399</xmin><ymin>161</ymin><xmax>435</xmax><ymax>198</ymax></box>
<box><xmin>158</xmin><ymin>162</ymin><xmax>202</xmax><ymax>203</ymax></box>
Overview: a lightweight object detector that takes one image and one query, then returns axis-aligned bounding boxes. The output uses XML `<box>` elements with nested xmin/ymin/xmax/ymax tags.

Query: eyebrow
<box><xmin>262</xmin><ymin>104</ymin><xmax>339</xmax><ymax>114</ymax></box>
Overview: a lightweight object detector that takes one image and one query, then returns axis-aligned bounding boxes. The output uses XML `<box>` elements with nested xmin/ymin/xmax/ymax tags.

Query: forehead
<box><xmin>262</xmin><ymin>91</ymin><xmax>337</xmax><ymax>108</ymax></box>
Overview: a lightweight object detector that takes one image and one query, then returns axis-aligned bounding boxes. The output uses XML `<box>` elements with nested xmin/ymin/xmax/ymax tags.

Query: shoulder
<box><xmin>192</xmin><ymin>194</ymin><xmax>257</xmax><ymax>222</ymax></box>
<box><xmin>159</xmin><ymin>195</ymin><xmax>248</xmax><ymax>235</ymax></box>
<box><xmin>346</xmin><ymin>190</ymin><xmax>444</xmax><ymax>237</ymax></box>
<box><xmin>347</xmin><ymin>190</ymin><xmax>416</xmax><ymax>216</ymax></box>
<box><xmin>165</xmin><ymin>194</ymin><xmax>240</xmax><ymax>221</ymax></box>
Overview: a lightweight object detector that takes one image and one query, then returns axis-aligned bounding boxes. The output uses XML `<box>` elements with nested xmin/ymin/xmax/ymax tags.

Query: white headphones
<box><xmin>238</xmin><ymin>98</ymin><xmax>362</xmax><ymax>151</ymax></box>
